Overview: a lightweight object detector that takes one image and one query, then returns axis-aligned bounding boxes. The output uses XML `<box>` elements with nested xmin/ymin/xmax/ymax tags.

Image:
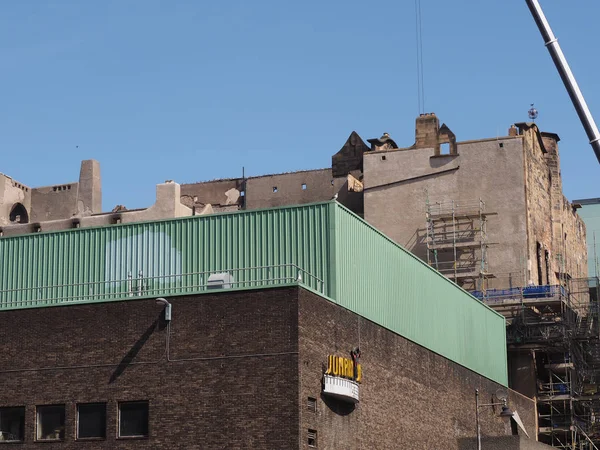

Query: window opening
<box><xmin>307</xmin><ymin>397</ymin><xmax>317</xmax><ymax>413</ymax></box>
<box><xmin>302</xmin><ymin>183</ymin><xmax>307</xmax><ymax>190</ymax></box>
<box><xmin>36</xmin><ymin>405</ymin><xmax>65</xmax><ymax>441</ymax></box>
<box><xmin>9</xmin><ymin>203</ymin><xmax>28</xmax><ymax>224</ymax></box>
<box><xmin>308</xmin><ymin>429</ymin><xmax>317</xmax><ymax>447</ymax></box>
<box><xmin>0</xmin><ymin>407</ymin><xmax>25</xmax><ymax>442</ymax></box>
<box><xmin>273</xmin><ymin>186</ymin><xmax>278</xmax><ymax>193</ymax></box>
<box><xmin>77</xmin><ymin>403</ymin><xmax>106</xmax><ymax>440</ymax></box>
<box><xmin>536</xmin><ymin>242</ymin><xmax>544</xmax><ymax>286</ymax></box>
<box><xmin>119</xmin><ymin>401</ymin><xmax>149</xmax><ymax>438</ymax></box>
<box><xmin>440</xmin><ymin>143</ymin><xmax>450</xmax><ymax>155</ymax></box>
<box><xmin>545</xmin><ymin>250</ymin><xmax>551</xmax><ymax>286</ymax></box>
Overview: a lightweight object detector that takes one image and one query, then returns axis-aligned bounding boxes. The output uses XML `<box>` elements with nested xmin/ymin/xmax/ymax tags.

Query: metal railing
<box><xmin>426</xmin><ymin>199</ymin><xmax>485</xmax><ymax>218</ymax></box>
<box><xmin>471</xmin><ymin>284</ymin><xmax>568</xmax><ymax>303</ymax></box>
<box><xmin>0</xmin><ymin>264</ymin><xmax>325</xmax><ymax>310</ymax></box>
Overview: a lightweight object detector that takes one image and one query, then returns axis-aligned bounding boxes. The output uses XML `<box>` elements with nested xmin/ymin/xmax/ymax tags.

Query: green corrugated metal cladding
<box><xmin>0</xmin><ymin>201</ymin><xmax>507</xmax><ymax>385</ymax></box>
<box><xmin>332</xmin><ymin>204</ymin><xmax>508</xmax><ymax>386</ymax></box>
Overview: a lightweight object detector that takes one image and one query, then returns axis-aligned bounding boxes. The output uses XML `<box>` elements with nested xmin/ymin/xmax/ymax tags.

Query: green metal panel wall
<box><xmin>332</xmin><ymin>204</ymin><xmax>508</xmax><ymax>385</ymax></box>
<box><xmin>0</xmin><ymin>201</ymin><xmax>507</xmax><ymax>385</ymax></box>
<box><xmin>0</xmin><ymin>203</ymin><xmax>331</xmax><ymax>307</ymax></box>
<box><xmin>577</xmin><ymin>201</ymin><xmax>600</xmax><ymax>278</ymax></box>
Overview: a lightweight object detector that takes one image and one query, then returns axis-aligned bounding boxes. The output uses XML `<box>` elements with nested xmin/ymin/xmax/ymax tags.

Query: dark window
<box><xmin>0</xmin><ymin>407</ymin><xmax>25</xmax><ymax>442</ymax></box>
<box><xmin>77</xmin><ymin>403</ymin><xmax>106</xmax><ymax>440</ymax></box>
<box><xmin>273</xmin><ymin>186</ymin><xmax>278</xmax><ymax>193</ymax></box>
<box><xmin>119</xmin><ymin>401</ymin><xmax>148</xmax><ymax>438</ymax></box>
<box><xmin>381</xmin><ymin>155</ymin><xmax>386</xmax><ymax>160</ymax></box>
<box><xmin>308</xmin><ymin>429</ymin><xmax>317</xmax><ymax>447</ymax></box>
<box><xmin>545</xmin><ymin>250</ymin><xmax>551</xmax><ymax>285</ymax></box>
<box><xmin>307</xmin><ymin>397</ymin><xmax>317</xmax><ymax>413</ymax></box>
<box><xmin>36</xmin><ymin>405</ymin><xmax>65</xmax><ymax>441</ymax></box>
<box><xmin>9</xmin><ymin>203</ymin><xmax>28</xmax><ymax>224</ymax></box>
<box><xmin>536</xmin><ymin>242</ymin><xmax>544</xmax><ymax>285</ymax></box>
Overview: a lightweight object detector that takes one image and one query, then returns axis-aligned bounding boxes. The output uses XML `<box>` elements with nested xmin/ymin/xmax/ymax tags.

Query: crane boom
<box><xmin>526</xmin><ymin>0</ymin><xmax>600</xmax><ymax>164</ymax></box>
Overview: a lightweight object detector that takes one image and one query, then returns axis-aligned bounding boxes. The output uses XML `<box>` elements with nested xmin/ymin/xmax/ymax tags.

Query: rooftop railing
<box><xmin>0</xmin><ymin>264</ymin><xmax>325</xmax><ymax>310</ymax></box>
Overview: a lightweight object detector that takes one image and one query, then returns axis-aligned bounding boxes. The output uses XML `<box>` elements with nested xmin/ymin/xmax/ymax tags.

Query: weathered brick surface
<box><xmin>0</xmin><ymin>287</ymin><xmax>299</xmax><ymax>449</ymax></box>
<box><xmin>0</xmin><ymin>286</ymin><xmax>538</xmax><ymax>449</ymax></box>
<box><xmin>298</xmin><ymin>289</ymin><xmax>537</xmax><ymax>450</ymax></box>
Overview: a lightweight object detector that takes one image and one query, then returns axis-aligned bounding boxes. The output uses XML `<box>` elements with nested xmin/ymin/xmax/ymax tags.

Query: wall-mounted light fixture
<box><xmin>155</xmin><ymin>297</ymin><xmax>172</xmax><ymax>322</ymax></box>
<box><xmin>475</xmin><ymin>389</ymin><xmax>514</xmax><ymax>450</ymax></box>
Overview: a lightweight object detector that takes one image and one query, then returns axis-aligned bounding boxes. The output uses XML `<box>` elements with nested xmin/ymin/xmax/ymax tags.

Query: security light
<box><xmin>155</xmin><ymin>298</ymin><xmax>172</xmax><ymax>322</ymax></box>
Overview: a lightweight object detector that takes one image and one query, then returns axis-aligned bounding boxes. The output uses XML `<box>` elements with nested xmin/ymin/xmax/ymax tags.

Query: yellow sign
<box><xmin>325</xmin><ymin>355</ymin><xmax>362</xmax><ymax>383</ymax></box>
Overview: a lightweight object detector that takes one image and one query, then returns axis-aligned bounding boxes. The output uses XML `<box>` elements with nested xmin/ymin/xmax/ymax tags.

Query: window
<box><xmin>307</xmin><ymin>397</ymin><xmax>317</xmax><ymax>413</ymax></box>
<box><xmin>302</xmin><ymin>183</ymin><xmax>307</xmax><ymax>190</ymax></box>
<box><xmin>119</xmin><ymin>401</ymin><xmax>148</xmax><ymax>438</ymax></box>
<box><xmin>77</xmin><ymin>403</ymin><xmax>106</xmax><ymax>440</ymax></box>
<box><xmin>273</xmin><ymin>186</ymin><xmax>278</xmax><ymax>193</ymax></box>
<box><xmin>36</xmin><ymin>405</ymin><xmax>65</xmax><ymax>441</ymax></box>
<box><xmin>381</xmin><ymin>155</ymin><xmax>386</xmax><ymax>161</ymax></box>
<box><xmin>536</xmin><ymin>242</ymin><xmax>544</xmax><ymax>285</ymax></box>
<box><xmin>440</xmin><ymin>143</ymin><xmax>450</xmax><ymax>155</ymax></box>
<box><xmin>0</xmin><ymin>407</ymin><xmax>25</xmax><ymax>442</ymax></box>
<box><xmin>308</xmin><ymin>429</ymin><xmax>317</xmax><ymax>447</ymax></box>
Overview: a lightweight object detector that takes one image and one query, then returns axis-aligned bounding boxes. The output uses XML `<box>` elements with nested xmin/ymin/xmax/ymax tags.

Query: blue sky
<box><xmin>0</xmin><ymin>1</ymin><xmax>598</xmax><ymax>210</ymax></box>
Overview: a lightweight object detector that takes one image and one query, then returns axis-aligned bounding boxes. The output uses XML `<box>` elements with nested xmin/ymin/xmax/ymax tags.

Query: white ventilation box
<box><xmin>207</xmin><ymin>273</ymin><xmax>234</xmax><ymax>289</ymax></box>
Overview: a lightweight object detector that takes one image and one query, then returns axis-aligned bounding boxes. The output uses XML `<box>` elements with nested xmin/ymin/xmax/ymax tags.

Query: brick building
<box><xmin>0</xmin><ymin>202</ymin><xmax>543</xmax><ymax>449</ymax></box>
<box><xmin>0</xmin><ymin>112</ymin><xmax>591</xmax><ymax>447</ymax></box>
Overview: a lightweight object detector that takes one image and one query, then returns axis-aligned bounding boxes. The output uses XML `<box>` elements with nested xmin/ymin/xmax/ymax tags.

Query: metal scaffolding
<box><xmin>425</xmin><ymin>198</ymin><xmax>495</xmax><ymax>290</ymax></box>
<box><xmin>475</xmin><ymin>278</ymin><xmax>600</xmax><ymax>449</ymax></box>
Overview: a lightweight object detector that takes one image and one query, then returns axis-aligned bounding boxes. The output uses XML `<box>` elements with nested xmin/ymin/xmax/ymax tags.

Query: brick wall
<box><xmin>298</xmin><ymin>289</ymin><xmax>538</xmax><ymax>450</ymax></box>
<box><xmin>0</xmin><ymin>287</ymin><xmax>300</xmax><ymax>449</ymax></box>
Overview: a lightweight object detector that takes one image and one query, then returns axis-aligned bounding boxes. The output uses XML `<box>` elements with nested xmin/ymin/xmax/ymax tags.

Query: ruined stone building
<box><xmin>366</xmin><ymin>115</ymin><xmax>588</xmax><ymax>293</ymax></box>
<box><xmin>1</xmin><ymin>114</ymin><xmax>587</xmax><ymax>294</ymax></box>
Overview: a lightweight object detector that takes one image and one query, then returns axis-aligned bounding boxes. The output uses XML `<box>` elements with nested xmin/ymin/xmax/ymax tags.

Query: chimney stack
<box><xmin>415</xmin><ymin>113</ymin><xmax>440</xmax><ymax>148</ymax></box>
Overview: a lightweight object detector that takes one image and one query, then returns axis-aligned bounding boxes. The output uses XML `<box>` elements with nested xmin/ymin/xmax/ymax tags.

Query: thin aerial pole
<box><xmin>525</xmin><ymin>0</ymin><xmax>600</xmax><ymax>164</ymax></box>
